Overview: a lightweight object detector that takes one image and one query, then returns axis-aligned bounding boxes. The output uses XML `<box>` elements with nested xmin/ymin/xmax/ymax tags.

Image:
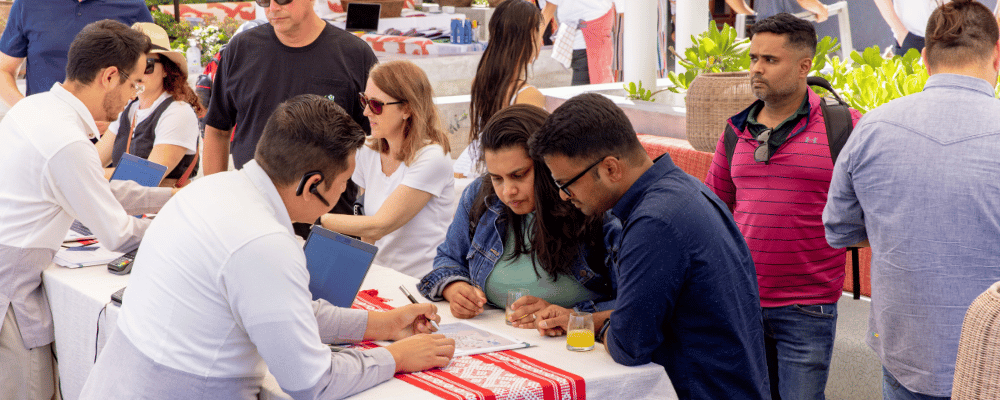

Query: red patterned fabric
<box><xmin>157</xmin><ymin>2</ymin><xmax>256</xmax><ymax>21</ymax></box>
<box><xmin>635</xmin><ymin>134</ymin><xmax>713</xmax><ymax>182</ymax></box>
<box><xmin>396</xmin><ymin>351</ymin><xmax>585</xmax><ymax>400</ymax></box>
<box><xmin>352</xmin><ymin>289</ymin><xmax>394</xmax><ymax>311</ymax></box>
<box><xmin>348</xmin><ymin>290</ymin><xmax>586</xmax><ymax>399</ymax></box>
<box><xmin>351</xmin><ymin>32</ymin><xmax>434</xmax><ymax>55</ymax></box>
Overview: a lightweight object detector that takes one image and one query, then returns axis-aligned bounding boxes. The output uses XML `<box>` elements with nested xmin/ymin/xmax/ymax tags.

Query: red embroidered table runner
<box><xmin>351</xmin><ymin>290</ymin><xmax>587</xmax><ymax>400</ymax></box>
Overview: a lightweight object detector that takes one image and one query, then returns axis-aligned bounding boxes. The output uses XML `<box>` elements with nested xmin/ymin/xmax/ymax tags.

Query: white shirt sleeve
<box><xmin>452</xmin><ymin>140</ymin><xmax>485</xmax><ymax>178</ymax></box>
<box><xmin>352</xmin><ymin>147</ymin><xmax>372</xmax><ymax>190</ymax></box>
<box><xmin>221</xmin><ymin>233</ymin><xmax>395</xmax><ymax>396</ymax></box>
<box><xmin>45</xmin><ymin>141</ymin><xmax>163</xmax><ymax>252</ymax></box>
<box><xmin>402</xmin><ymin>145</ymin><xmax>454</xmax><ymax>198</ymax></box>
<box><xmin>108</xmin><ymin>119</ymin><xmax>121</xmax><ymax>137</ymax></box>
<box><xmin>151</xmin><ymin>102</ymin><xmax>200</xmax><ymax>154</ymax></box>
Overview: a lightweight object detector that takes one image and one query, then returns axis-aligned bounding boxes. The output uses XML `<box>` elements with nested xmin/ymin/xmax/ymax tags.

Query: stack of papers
<box><xmin>54</xmin><ymin>245</ymin><xmax>122</xmax><ymax>268</ymax></box>
<box><xmin>437</xmin><ymin>321</ymin><xmax>530</xmax><ymax>356</ymax></box>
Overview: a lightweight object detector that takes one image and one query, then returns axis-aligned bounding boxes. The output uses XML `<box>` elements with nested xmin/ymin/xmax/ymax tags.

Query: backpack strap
<box><xmin>820</xmin><ymin>97</ymin><xmax>853</xmax><ymax>165</ymax></box>
<box><xmin>809</xmin><ymin>76</ymin><xmax>862</xmax><ymax>299</ymax></box>
<box><xmin>723</xmin><ymin>123</ymin><xmax>739</xmax><ymax>171</ymax></box>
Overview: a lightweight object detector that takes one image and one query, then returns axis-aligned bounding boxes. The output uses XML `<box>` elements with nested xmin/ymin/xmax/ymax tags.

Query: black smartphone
<box><xmin>110</xmin><ymin>287</ymin><xmax>126</xmax><ymax>306</ymax></box>
<box><xmin>107</xmin><ymin>249</ymin><xmax>138</xmax><ymax>275</ymax></box>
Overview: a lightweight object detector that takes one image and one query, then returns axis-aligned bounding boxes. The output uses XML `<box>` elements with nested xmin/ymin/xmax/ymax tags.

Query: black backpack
<box><xmin>722</xmin><ymin>76</ymin><xmax>864</xmax><ymax>300</ymax></box>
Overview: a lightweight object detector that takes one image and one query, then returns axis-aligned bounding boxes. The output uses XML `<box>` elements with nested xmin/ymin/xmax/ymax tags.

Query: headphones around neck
<box><xmin>295</xmin><ymin>170</ymin><xmax>331</xmax><ymax>207</ymax></box>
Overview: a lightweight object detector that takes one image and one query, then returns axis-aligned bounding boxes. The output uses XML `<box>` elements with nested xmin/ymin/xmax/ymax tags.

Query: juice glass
<box><xmin>566</xmin><ymin>312</ymin><xmax>595</xmax><ymax>351</ymax></box>
<box><xmin>505</xmin><ymin>288</ymin><xmax>529</xmax><ymax>325</ymax></box>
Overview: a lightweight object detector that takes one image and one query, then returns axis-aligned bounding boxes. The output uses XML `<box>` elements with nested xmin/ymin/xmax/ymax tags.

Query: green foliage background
<box><xmin>666</xmin><ymin>23</ymin><xmax>941</xmax><ymax>114</ymax></box>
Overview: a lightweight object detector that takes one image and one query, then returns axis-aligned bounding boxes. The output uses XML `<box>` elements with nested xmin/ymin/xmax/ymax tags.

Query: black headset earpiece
<box><xmin>296</xmin><ymin>171</ymin><xmax>331</xmax><ymax>207</ymax></box>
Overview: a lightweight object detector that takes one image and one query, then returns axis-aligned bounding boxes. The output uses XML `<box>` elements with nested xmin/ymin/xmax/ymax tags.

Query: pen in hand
<box><xmin>399</xmin><ymin>285</ymin><xmax>441</xmax><ymax>331</ymax></box>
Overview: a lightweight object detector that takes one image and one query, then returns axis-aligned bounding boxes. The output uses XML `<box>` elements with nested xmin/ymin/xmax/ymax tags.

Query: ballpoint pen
<box><xmin>399</xmin><ymin>285</ymin><xmax>441</xmax><ymax>330</ymax></box>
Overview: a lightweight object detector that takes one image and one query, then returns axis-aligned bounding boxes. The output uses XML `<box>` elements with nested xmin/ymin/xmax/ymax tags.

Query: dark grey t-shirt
<box><xmin>205</xmin><ymin>22</ymin><xmax>377</xmax><ymax>169</ymax></box>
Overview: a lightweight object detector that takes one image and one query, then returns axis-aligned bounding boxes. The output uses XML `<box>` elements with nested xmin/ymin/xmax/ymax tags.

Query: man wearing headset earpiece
<box><xmin>81</xmin><ymin>94</ymin><xmax>456</xmax><ymax>400</ymax></box>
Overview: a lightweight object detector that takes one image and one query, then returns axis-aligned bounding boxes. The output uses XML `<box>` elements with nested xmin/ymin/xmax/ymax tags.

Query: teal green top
<box><xmin>484</xmin><ymin>213</ymin><xmax>601</xmax><ymax>309</ymax></box>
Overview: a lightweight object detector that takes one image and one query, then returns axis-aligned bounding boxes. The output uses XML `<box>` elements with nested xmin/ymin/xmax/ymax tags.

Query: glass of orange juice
<box><xmin>566</xmin><ymin>312</ymin><xmax>595</xmax><ymax>351</ymax></box>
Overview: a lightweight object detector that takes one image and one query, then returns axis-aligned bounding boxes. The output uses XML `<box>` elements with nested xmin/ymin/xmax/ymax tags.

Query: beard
<box><xmin>101</xmin><ymin>90</ymin><xmax>126</xmax><ymax>123</ymax></box>
<box><xmin>751</xmin><ymin>75</ymin><xmax>797</xmax><ymax>104</ymax></box>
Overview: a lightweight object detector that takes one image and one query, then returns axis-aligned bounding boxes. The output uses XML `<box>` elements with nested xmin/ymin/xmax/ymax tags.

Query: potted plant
<box><xmin>668</xmin><ymin>23</ymin><xmax>843</xmax><ymax>152</ymax></box>
<box><xmin>667</xmin><ymin>23</ymin><xmax>756</xmax><ymax>152</ymax></box>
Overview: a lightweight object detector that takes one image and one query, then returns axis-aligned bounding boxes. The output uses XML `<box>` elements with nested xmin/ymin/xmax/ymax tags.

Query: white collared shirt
<box><xmin>0</xmin><ymin>83</ymin><xmax>171</xmax><ymax>348</ymax></box>
<box><xmin>114</xmin><ymin>161</ymin><xmax>394</xmax><ymax>396</ymax></box>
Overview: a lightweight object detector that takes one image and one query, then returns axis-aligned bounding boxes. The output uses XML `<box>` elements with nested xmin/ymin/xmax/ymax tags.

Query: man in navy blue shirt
<box><xmin>0</xmin><ymin>0</ymin><xmax>152</xmax><ymax>107</ymax></box>
<box><xmin>529</xmin><ymin>93</ymin><xmax>769</xmax><ymax>399</ymax></box>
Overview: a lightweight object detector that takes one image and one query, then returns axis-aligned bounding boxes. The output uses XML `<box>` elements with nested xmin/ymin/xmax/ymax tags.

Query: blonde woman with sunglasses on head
<box><xmin>320</xmin><ymin>60</ymin><xmax>454</xmax><ymax>278</ymax></box>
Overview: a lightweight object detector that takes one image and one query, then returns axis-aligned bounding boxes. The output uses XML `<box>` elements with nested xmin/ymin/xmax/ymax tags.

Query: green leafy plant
<box><xmin>667</xmin><ymin>23</ymin><xmax>750</xmax><ymax>93</ymax></box>
<box><xmin>623</xmin><ymin>81</ymin><xmax>668</xmax><ymax>102</ymax></box>
<box><xmin>667</xmin><ymin>25</ymin><xmax>841</xmax><ymax>94</ymax></box>
<box><xmin>815</xmin><ymin>47</ymin><xmax>928</xmax><ymax>114</ymax></box>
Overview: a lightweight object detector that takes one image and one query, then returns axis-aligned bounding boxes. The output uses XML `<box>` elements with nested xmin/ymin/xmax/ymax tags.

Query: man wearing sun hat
<box><xmin>202</xmin><ymin>0</ymin><xmax>378</xmax><ymax>223</ymax></box>
<box><xmin>0</xmin><ymin>0</ymin><xmax>152</xmax><ymax>108</ymax></box>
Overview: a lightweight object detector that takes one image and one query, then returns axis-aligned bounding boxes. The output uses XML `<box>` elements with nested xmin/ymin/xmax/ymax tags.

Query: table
<box><xmin>44</xmin><ymin>264</ymin><xmax>675</xmax><ymax>399</ymax></box>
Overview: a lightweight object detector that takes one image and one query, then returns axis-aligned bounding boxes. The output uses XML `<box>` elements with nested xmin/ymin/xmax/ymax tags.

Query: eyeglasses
<box><xmin>754</xmin><ymin>128</ymin><xmax>772</xmax><ymax>163</ymax></box>
<box><xmin>145</xmin><ymin>57</ymin><xmax>162</xmax><ymax>75</ymax></box>
<box><xmin>359</xmin><ymin>93</ymin><xmax>406</xmax><ymax>115</ymax></box>
<box><xmin>118</xmin><ymin>69</ymin><xmax>144</xmax><ymax>97</ymax></box>
<box><xmin>555</xmin><ymin>157</ymin><xmax>605</xmax><ymax>197</ymax></box>
<box><xmin>254</xmin><ymin>0</ymin><xmax>293</xmax><ymax>7</ymax></box>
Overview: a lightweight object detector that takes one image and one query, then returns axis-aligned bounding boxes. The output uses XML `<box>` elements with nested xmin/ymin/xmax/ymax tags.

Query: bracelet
<box><xmin>596</xmin><ymin>318</ymin><xmax>611</xmax><ymax>343</ymax></box>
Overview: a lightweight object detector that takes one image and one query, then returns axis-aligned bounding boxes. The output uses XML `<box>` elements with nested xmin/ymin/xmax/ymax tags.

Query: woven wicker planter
<box><xmin>953</xmin><ymin>281</ymin><xmax>1000</xmax><ymax>399</ymax></box>
<box><xmin>685</xmin><ymin>71</ymin><xmax>757</xmax><ymax>152</ymax></box>
<box><xmin>341</xmin><ymin>0</ymin><xmax>405</xmax><ymax>17</ymax></box>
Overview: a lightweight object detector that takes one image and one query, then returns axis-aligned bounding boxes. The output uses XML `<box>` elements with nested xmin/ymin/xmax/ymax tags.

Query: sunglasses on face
<box><xmin>145</xmin><ymin>57</ymin><xmax>162</xmax><ymax>75</ymax></box>
<box><xmin>254</xmin><ymin>0</ymin><xmax>294</xmax><ymax>7</ymax></box>
<box><xmin>555</xmin><ymin>157</ymin><xmax>605</xmax><ymax>197</ymax></box>
<box><xmin>358</xmin><ymin>92</ymin><xmax>405</xmax><ymax>115</ymax></box>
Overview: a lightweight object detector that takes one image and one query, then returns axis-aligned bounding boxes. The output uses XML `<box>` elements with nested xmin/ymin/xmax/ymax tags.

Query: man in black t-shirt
<box><xmin>203</xmin><ymin>0</ymin><xmax>377</xmax><ymax>217</ymax></box>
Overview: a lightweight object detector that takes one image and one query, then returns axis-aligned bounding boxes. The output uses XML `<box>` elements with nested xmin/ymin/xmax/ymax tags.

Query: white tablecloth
<box><xmin>44</xmin><ymin>264</ymin><xmax>675</xmax><ymax>400</ymax></box>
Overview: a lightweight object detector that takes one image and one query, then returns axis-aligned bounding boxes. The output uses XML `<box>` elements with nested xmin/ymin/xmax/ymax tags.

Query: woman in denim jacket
<box><xmin>418</xmin><ymin>105</ymin><xmax>618</xmax><ymax>329</ymax></box>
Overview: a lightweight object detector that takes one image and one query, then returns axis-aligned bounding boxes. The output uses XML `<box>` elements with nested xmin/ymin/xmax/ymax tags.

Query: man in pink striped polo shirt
<box><xmin>705</xmin><ymin>13</ymin><xmax>861</xmax><ymax>400</ymax></box>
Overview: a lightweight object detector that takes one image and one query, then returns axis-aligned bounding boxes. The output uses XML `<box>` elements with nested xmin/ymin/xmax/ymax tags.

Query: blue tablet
<box><xmin>303</xmin><ymin>225</ymin><xmax>378</xmax><ymax>308</ymax></box>
<box><xmin>111</xmin><ymin>153</ymin><xmax>168</xmax><ymax>187</ymax></box>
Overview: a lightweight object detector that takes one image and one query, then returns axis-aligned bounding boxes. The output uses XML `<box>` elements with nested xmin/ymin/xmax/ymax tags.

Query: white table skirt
<box><xmin>44</xmin><ymin>264</ymin><xmax>675</xmax><ymax>400</ymax></box>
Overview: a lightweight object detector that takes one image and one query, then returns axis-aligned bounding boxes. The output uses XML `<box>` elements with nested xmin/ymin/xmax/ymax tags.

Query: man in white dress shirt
<box><xmin>81</xmin><ymin>95</ymin><xmax>455</xmax><ymax>400</ymax></box>
<box><xmin>0</xmin><ymin>20</ymin><xmax>174</xmax><ymax>399</ymax></box>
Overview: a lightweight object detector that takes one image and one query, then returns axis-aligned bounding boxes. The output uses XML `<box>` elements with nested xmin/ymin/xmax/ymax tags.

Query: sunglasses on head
<box><xmin>359</xmin><ymin>92</ymin><xmax>405</xmax><ymax>115</ymax></box>
<box><xmin>144</xmin><ymin>57</ymin><xmax>162</xmax><ymax>75</ymax></box>
<box><xmin>254</xmin><ymin>0</ymin><xmax>294</xmax><ymax>7</ymax></box>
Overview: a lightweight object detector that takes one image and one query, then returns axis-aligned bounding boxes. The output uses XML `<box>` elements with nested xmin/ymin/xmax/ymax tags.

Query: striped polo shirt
<box><xmin>705</xmin><ymin>88</ymin><xmax>862</xmax><ymax>307</ymax></box>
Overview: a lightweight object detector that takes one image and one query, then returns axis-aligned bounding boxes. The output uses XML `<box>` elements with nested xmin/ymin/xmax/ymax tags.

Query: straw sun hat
<box><xmin>131</xmin><ymin>22</ymin><xmax>189</xmax><ymax>77</ymax></box>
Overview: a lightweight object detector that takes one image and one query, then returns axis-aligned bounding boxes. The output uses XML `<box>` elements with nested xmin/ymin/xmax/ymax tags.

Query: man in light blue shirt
<box><xmin>823</xmin><ymin>1</ymin><xmax>1000</xmax><ymax>398</ymax></box>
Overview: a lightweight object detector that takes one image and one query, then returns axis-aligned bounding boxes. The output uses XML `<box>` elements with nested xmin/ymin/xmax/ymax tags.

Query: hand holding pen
<box><xmin>399</xmin><ymin>285</ymin><xmax>441</xmax><ymax>331</ymax></box>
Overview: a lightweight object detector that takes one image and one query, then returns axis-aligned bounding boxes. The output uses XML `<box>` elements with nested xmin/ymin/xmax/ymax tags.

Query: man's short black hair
<box><xmin>751</xmin><ymin>13</ymin><xmax>818</xmax><ymax>57</ymax></box>
<box><xmin>255</xmin><ymin>94</ymin><xmax>366</xmax><ymax>189</ymax></box>
<box><xmin>66</xmin><ymin>20</ymin><xmax>151</xmax><ymax>85</ymax></box>
<box><xmin>528</xmin><ymin>93</ymin><xmax>645</xmax><ymax>164</ymax></box>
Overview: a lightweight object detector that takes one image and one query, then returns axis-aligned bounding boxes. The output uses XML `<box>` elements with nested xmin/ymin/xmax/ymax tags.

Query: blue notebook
<box><xmin>303</xmin><ymin>225</ymin><xmax>378</xmax><ymax>308</ymax></box>
<box><xmin>111</xmin><ymin>153</ymin><xmax>168</xmax><ymax>187</ymax></box>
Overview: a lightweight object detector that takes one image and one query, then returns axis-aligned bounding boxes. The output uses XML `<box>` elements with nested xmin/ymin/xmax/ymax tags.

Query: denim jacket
<box><xmin>418</xmin><ymin>177</ymin><xmax>620</xmax><ymax>313</ymax></box>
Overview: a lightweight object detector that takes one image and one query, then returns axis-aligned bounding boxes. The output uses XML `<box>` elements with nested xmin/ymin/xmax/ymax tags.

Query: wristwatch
<box><xmin>596</xmin><ymin>318</ymin><xmax>611</xmax><ymax>343</ymax></box>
